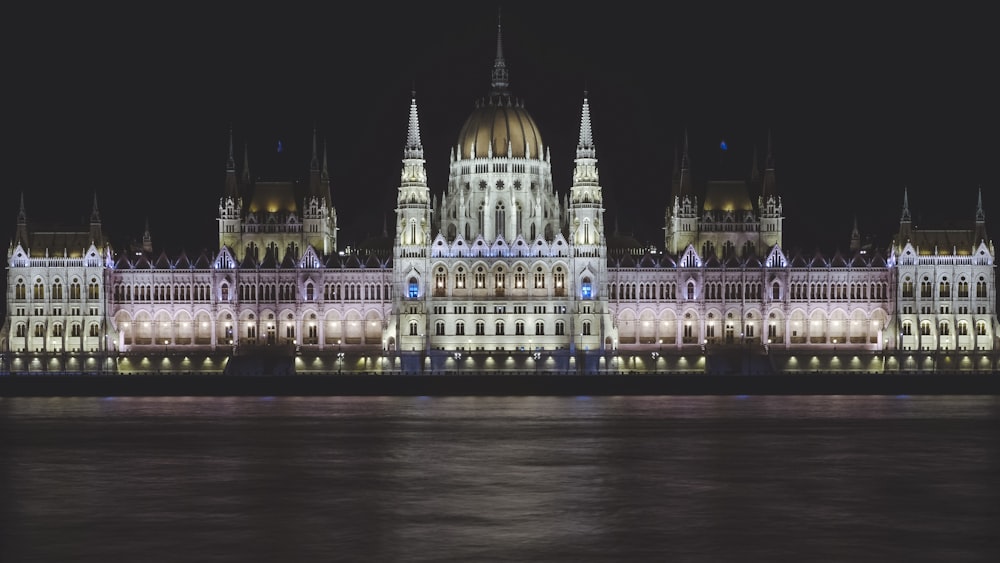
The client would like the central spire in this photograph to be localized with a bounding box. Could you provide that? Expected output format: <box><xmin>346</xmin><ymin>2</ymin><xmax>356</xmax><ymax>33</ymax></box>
<box><xmin>490</xmin><ymin>10</ymin><xmax>509</xmax><ymax>96</ymax></box>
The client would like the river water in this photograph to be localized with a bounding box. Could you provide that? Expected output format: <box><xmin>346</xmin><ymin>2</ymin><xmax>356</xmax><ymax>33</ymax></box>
<box><xmin>2</xmin><ymin>395</ymin><xmax>998</xmax><ymax>562</ymax></box>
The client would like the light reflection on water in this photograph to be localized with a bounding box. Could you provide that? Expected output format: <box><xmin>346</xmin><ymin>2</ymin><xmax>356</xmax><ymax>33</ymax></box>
<box><xmin>2</xmin><ymin>396</ymin><xmax>998</xmax><ymax>562</ymax></box>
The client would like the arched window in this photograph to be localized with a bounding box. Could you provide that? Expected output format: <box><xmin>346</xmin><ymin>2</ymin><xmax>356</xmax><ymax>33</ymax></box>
<box><xmin>409</xmin><ymin>321</ymin><xmax>418</xmax><ymax>336</ymax></box>
<box><xmin>221</xmin><ymin>283</ymin><xmax>230</xmax><ymax>301</ymax></box>
<box><xmin>408</xmin><ymin>278</ymin><xmax>419</xmax><ymax>299</ymax></box>
<box><xmin>581</xmin><ymin>277</ymin><xmax>592</xmax><ymax>299</ymax></box>
<box><xmin>495</xmin><ymin>320</ymin><xmax>504</xmax><ymax>335</ymax></box>
<box><xmin>582</xmin><ymin>320</ymin><xmax>591</xmax><ymax>336</ymax></box>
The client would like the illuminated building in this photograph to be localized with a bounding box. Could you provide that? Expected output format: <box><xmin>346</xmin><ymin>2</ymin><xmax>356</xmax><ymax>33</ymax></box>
<box><xmin>2</xmin><ymin>24</ymin><xmax>995</xmax><ymax>375</ymax></box>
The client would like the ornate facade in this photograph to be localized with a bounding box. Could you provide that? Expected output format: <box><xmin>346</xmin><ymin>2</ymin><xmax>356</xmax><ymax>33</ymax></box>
<box><xmin>2</xmin><ymin>25</ymin><xmax>996</xmax><ymax>375</ymax></box>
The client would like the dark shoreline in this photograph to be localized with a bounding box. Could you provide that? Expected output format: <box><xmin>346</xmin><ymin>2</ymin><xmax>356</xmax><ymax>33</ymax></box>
<box><xmin>2</xmin><ymin>374</ymin><xmax>1000</xmax><ymax>397</ymax></box>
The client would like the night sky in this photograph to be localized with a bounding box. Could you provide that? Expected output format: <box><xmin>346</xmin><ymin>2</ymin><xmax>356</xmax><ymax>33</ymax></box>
<box><xmin>4</xmin><ymin>3</ymin><xmax>996</xmax><ymax>257</ymax></box>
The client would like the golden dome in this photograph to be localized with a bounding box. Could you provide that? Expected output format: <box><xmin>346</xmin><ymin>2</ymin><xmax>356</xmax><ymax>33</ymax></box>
<box><xmin>456</xmin><ymin>99</ymin><xmax>543</xmax><ymax>159</ymax></box>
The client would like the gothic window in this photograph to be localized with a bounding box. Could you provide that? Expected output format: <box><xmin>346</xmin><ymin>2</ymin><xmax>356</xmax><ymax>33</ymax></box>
<box><xmin>534</xmin><ymin>267</ymin><xmax>545</xmax><ymax>289</ymax></box>
<box><xmin>15</xmin><ymin>280</ymin><xmax>25</xmax><ymax>300</ymax></box>
<box><xmin>687</xmin><ymin>281</ymin><xmax>695</xmax><ymax>300</ymax></box>
<box><xmin>286</xmin><ymin>325</ymin><xmax>295</xmax><ymax>339</ymax></box>
<box><xmin>772</xmin><ymin>282</ymin><xmax>780</xmax><ymax>300</ymax></box>
<box><xmin>71</xmin><ymin>324</ymin><xmax>81</xmax><ymax>337</ymax></box>
<box><xmin>495</xmin><ymin>320</ymin><xmax>505</xmax><ymax>335</ymax></box>
<box><xmin>475</xmin><ymin>267</ymin><xmax>486</xmax><ymax>288</ymax></box>
<box><xmin>939</xmin><ymin>321</ymin><xmax>950</xmax><ymax>336</ymax></box>
<box><xmin>555</xmin><ymin>321</ymin><xmax>565</xmax><ymax>336</ymax></box>
<box><xmin>475</xmin><ymin>321</ymin><xmax>485</xmax><ymax>335</ymax></box>
<box><xmin>958</xmin><ymin>321</ymin><xmax>968</xmax><ymax>336</ymax></box>
<box><xmin>15</xmin><ymin>324</ymin><xmax>26</xmax><ymax>337</ymax></box>
<box><xmin>514</xmin><ymin>267</ymin><xmax>526</xmax><ymax>288</ymax></box>
<box><xmin>221</xmin><ymin>283</ymin><xmax>230</xmax><ymax>301</ymax></box>
<box><xmin>455</xmin><ymin>267</ymin><xmax>466</xmax><ymax>289</ymax></box>
<box><xmin>456</xmin><ymin>321</ymin><xmax>465</xmax><ymax>336</ymax></box>
<box><xmin>535</xmin><ymin>321</ymin><xmax>544</xmax><ymax>335</ymax></box>
<box><xmin>52</xmin><ymin>281</ymin><xmax>63</xmax><ymax>300</ymax></box>
<box><xmin>436</xmin><ymin>320</ymin><xmax>445</xmax><ymax>336</ymax></box>
<box><xmin>919</xmin><ymin>321</ymin><xmax>931</xmax><ymax>336</ymax></box>
<box><xmin>247</xmin><ymin>325</ymin><xmax>257</xmax><ymax>339</ymax></box>
<box><xmin>582</xmin><ymin>320</ymin><xmax>591</xmax><ymax>336</ymax></box>
<box><xmin>977</xmin><ymin>321</ymin><xmax>987</xmax><ymax>336</ymax></box>
<box><xmin>495</xmin><ymin>270</ymin><xmax>505</xmax><ymax>290</ymax></box>
<box><xmin>920</xmin><ymin>278</ymin><xmax>932</xmax><ymax>298</ymax></box>
<box><xmin>495</xmin><ymin>202</ymin><xmax>505</xmax><ymax>237</ymax></box>
<box><xmin>902</xmin><ymin>321</ymin><xmax>912</xmax><ymax>336</ymax></box>
<box><xmin>33</xmin><ymin>280</ymin><xmax>44</xmax><ymax>300</ymax></box>
<box><xmin>939</xmin><ymin>278</ymin><xmax>950</xmax><ymax>298</ymax></box>
<box><xmin>305</xmin><ymin>282</ymin><xmax>314</xmax><ymax>301</ymax></box>
<box><xmin>977</xmin><ymin>278</ymin><xmax>987</xmax><ymax>298</ymax></box>
<box><xmin>89</xmin><ymin>323</ymin><xmax>100</xmax><ymax>337</ymax></box>
<box><xmin>88</xmin><ymin>279</ymin><xmax>100</xmax><ymax>300</ymax></box>
<box><xmin>902</xmin><ymin>278</ymin><xmax>914</xmax><ymax>298</ymax></box>
<box><xmin>34</xmin><ymin>324</ymin><xmax>44</xmax><ymax>337</ymax></box>
<box><xmin>435</xmin><ymin>268</ymin><xmax>446</xmax><ymax>291</ymax></box>
<box><xmin>516</xmin><ymin>321</ymin><xmax>525</xmax><ymax>336</ymax></box>
<box><xmin>958</xmin><ymin>279</ymin><xmax>969</xmax><ymax>298</ymax></box>
<box><xmin>478</xmin><ymin>203</ymin><xmax>484</xmax><ymax>235</ymax></box>
<box><xmin>581</xmin><ymin>277</ymin><xmax>592</xmax><ymax>299</ymax></box>
<box><xmin>408</xmin><ymin>278</ymin><xmax>419</xmax><ymax>299</ymax></box>
<box><xmin>53</xmin><ymin>323</ymin><xmax>63</xmax><ymax>337</ymax></box>
<box><xmin>409</xmin><ymin>321</ymin><xmax>418</xmax><ymax>336</ymax></box>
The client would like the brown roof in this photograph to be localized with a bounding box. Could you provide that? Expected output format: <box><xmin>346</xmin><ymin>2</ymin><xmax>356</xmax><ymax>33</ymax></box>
<box><xmin>908</xmin><ymin>228</ymin><xmax>977</xmax><ymax>255</ymax></box>
<box><xmin>247</xmin><ymin>181</ymin><xmax>298</xmax><ymax>214</ymax></box>
<box><xmin>702</xmin><ymin>180</ymin><xmax>753</xmax><ymax>211</ymax></box>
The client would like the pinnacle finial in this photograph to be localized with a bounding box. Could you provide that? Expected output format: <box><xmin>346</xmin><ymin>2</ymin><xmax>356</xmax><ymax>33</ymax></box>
<box><xmin>576</xmin><ymin>93</ymin><xmax>596</xmax><ymax>159</ymax></box>
<box><xmin>404</xmin><ymin>91</ymin><xmax>424</xmax><ymax>159</ymax></box>
<box><xmin>901</xmin><ymin>186</ymin><xmax>911</xmax><ymax>222</ymax></box>
<box><xmin>976</xmin><ymin>185</ymin><xmax>985</xmax><ymax>221</ymax></box>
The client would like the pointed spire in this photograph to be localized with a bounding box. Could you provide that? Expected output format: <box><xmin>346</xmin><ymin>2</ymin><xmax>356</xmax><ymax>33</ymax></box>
<box><xmin>226</xmin><ymin>124</ymin><xmax>236</xmax><ymax>171</ymax></box>
<box><xmin>241</xmin><ymin>142</ymin><xmax>251</xmax><ymax>184</ymax></box>
<box><xmin>976</xmin><ymin>185</ymin><xmax>985</xmax><ymax>222</ymax></box>
<box><xmin>310</xmin><ymin>124</ymin><xmax>320</xmax><ymax>171</ymax></box>
<box><xmin>90</xmin><ymin>192</ymin><xmax>101</xmax><ymax>223</ymax></box>
<box><xmin>678</xmin><ymin>130</ymin><xmax>693</xmax><ymax>198</ymax></box>
<box><xmin>761</xmin><ymin>130</ymin><xmax>776</xmax><ymax>199</ymax></box>
<box><xmin>901</xmin><ymin>186</ymin><xmax>911</xmax><ymax>222</ymax></box>
<box><xmin>576</xmin><ymin>92</ymin><xmax>596</xmax><ymax>159</ymax></box>
<box><xmin>321</xmin><ymin>140</ymin><xmax>330</xmax><ymax>180</ymax></box>
<box><xmin>490</xmin><ymin>9</ymin><xmax>509</xmax><ymax>96</ymax></box>
<box><xmin>404</xmin><ymin>90</ymin><xmax>424</xmax><ymax>159</ymax></box>
<box><xmin>225</xmin><ymin>127</ymin><xmax>240</xmax><ymax>197</ymax></box>
<box><xmin>17</xmin><ymin>192</ymin><xmax>27</xmax><ymax>223</ymax></box>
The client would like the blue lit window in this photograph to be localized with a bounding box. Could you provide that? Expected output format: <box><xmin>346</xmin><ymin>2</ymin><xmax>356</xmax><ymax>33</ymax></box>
<box><xmin>582</xmin><ymin>281</ymin><xmax>592</xmax><ymax>299</ymax></box>
<box><xmin>408</xmin><ymin>280</ymin><xmax>418</xmax><ymax>299</ymax></box>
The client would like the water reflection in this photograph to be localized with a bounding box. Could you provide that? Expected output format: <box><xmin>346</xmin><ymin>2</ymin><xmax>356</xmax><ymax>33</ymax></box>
<box><xmin>2</xmin><ymin>396</ymin><xmax>998</xmax><ymax>561</ymax></box>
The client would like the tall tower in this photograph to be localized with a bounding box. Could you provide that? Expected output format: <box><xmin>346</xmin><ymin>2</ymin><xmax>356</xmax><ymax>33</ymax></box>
<box><xmin>757</xmin><ymin>131</ymin><xmax>783</xmax><ymax>250</ymax></box>
<box><xmin>393</xmin><ymin>92</ymin><xmax>432</xmax><ymax>353</ymax></box>
<box><xmin>664</xmin><ymin>132</ymin><xmax>697</xmax><ymax>253</ymax></box>
<box><xmin>568</xmin><ymin>93</ymin><xmax>611</xmax><ymax>353</ymax></box>
<box><xmin>218</xmin><ymin>126</ymin><xmax>243</xmax><ymax>252</ymax></box>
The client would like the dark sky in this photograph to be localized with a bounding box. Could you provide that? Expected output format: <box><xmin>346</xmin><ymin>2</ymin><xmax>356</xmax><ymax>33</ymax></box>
<box><xmin>4</xmin><ymin>3</ymin><xmax>996</xmax><ymax>256</ymax></box>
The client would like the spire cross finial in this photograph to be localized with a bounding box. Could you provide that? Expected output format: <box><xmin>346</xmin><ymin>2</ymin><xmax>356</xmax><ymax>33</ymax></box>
<box><xmin>490</xmin><ymin>11</ymin><xmax>509</xmax><ymax>96</ymax></box>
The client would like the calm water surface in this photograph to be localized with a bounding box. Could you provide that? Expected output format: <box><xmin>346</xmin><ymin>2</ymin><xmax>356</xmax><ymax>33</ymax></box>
<box><xmin>2</xmin><ymin>395</ymin><xmax>998</xmax><ymax>562</ymax></box>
